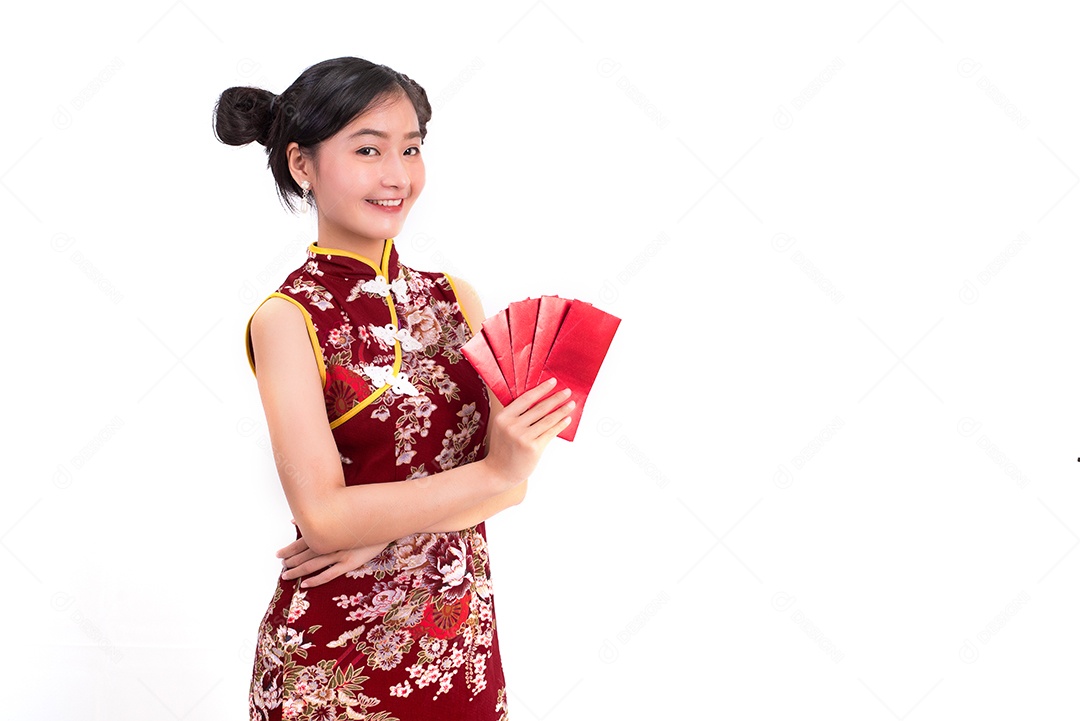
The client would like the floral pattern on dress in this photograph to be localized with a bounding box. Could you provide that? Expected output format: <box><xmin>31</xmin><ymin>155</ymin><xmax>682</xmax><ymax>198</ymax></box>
<box><xmin>249</xmin><ymin>530</ymin><xmax>502</xmax><ymax>720</ymax></box>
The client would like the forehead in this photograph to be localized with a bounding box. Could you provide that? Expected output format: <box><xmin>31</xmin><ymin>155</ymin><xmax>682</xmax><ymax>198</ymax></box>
<box><xmin>337</xmin><ymin>93</ymin><xmax>420</xmax><ymax>141</ymax></box>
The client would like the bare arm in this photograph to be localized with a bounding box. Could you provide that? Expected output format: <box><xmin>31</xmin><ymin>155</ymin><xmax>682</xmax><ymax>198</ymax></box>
<box><xmin>249</xmin><ymin>292</ymin><xmax>571</xmax><ymax>556</ymax></box>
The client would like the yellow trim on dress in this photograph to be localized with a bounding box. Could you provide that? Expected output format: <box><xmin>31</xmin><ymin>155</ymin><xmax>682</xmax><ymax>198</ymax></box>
<box><xmin>442</xmin><ymin>273</ymin><xmax>476</xmax><ymax>337</ymax></box>
<box><xmin>306</xmin><ymin>238</ymin><xmax>394</xmax><ymax>274</ymax></box>
<box><xmin>245</xmin><ymin>292</ymin><xmax>327</xmax><ymax>387</ymax></box>
<box><xmin>328</xmin><ymin>384</ymin><xmax>389</xmax><ymax>429</ymax></box>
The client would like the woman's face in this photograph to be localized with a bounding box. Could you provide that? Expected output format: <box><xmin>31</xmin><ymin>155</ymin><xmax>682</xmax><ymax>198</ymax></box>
<box><xmin>306</xmin><ymin>92</ymin><xmax>426</xmax><ymax>253</ymax></box>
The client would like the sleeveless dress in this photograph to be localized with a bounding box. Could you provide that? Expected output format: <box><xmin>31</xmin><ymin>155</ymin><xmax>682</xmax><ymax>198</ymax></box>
<box><xmin>243</xmin><ymin>238</ymin><xmax>509</xmax><ymax>720</ymax></box>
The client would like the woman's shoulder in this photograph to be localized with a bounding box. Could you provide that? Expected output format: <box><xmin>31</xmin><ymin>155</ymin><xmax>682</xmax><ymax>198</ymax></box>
<box><xmin>251</xmin><ymin>293</ymin><xmax>307</xmax><ymax>322</ymax></box>
<box><xmin>444</xmin><ymin>273</ymin><xmax>479</xmax><ymax>301</ymax></box>
<box><xmin>442</xmin><ymin>274</ymin><xmax>485</xmax><ymax>330</ymax></box>
<box><xmin>245</xmin><ymin>292</ymin><xmax>324</xmax><ymax>380</ymax></box>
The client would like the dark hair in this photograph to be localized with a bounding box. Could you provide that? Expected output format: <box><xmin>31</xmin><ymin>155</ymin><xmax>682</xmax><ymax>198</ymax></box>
<box><xmin>212</xmin><ymin>57</ymin><xmax>432</xmax><ymax>214</ymax></box>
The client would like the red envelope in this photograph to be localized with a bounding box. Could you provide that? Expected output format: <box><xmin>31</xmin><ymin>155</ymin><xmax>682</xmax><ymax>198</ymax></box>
<box><xmin>462</xmin><ymin>296</ymin><xmax>620</xmax><ymax>442</ymax></box>
<box><xmin>525</xmin><ymin>296</ymin><xmax>572</xmax><ymax>391</ymax></box>
<box><xmin>508</xmin><ymin>298</ymin><xmax>539</xmax><ymax>395</ymax></box>
<box><xmin>481</xmin><ymin>309</ymin><xmax>515</xmax><ymax>396</ymax></box>
<box><xmin>461</xmin><ymin>330</ymin><xmax>514</xmax><ymax>406</ymax></box>
<box><xmin>535</xmin><ymin>301</ymin><xmax>621</xmax><ymax>441</ymax></box>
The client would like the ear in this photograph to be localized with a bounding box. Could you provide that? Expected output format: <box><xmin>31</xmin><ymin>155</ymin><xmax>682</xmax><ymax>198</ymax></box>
<box><xmin>286</xmin><ymin>141</ymin><xmax>314</xmax><ymax>187</ymax></box>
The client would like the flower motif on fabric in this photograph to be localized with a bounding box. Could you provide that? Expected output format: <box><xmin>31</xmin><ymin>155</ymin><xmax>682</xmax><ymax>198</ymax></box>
<box><xmin>496</xmin><ymin>687</ymin><xmax>509</xmax><ymax>718</ymax></box>
<box><xmin>396</xmin><ymin>358</ymin><xmax>459</xmax><ymax>403</ymax></box>
<box><xmin>286</xmin><ymin>278</ymin><xmax>334</xmax><ymax>311</ymax></box>
<box><xmin>389</xmin><ymin>681</ymin><xmax>413</xmax><ymax>698</ymax></box>
<box><xmin>395</xmin><ymin>394</ymin><xmax>437</xmax><ymax>466</ymax></box>
<box><xmin>287</xmin><ymin>590</ymin><xmax>310</xmax><ymax>623</ymax></box>
<box><xmin>327</xmin><ymin>322</ymin><xmax>354</xmax><ymax>350</ymax></box>
<box><xmin>435</xmin><ymin>402</ymin><xmax>484</xmax><ymax>471</ymax></box>
<box><xmin>422</xmin><ymin>535</ymin><xmax>474</xmax><ymax>602</ymax></box>
<box><xmin>405</xmin><ymin>306</ymin><xmax>441</xmax><ymax>352</ymax></box>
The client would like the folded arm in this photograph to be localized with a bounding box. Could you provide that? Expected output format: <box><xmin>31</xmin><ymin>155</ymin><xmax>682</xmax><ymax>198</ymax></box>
<box><xmin>248</xmin><ymin>284</ymin><xmax>569</xmax><ymax>557</ymax></box>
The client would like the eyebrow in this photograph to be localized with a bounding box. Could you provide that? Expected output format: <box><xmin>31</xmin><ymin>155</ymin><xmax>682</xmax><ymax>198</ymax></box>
<box><xmin>347</xmin><ymin>128</ymin><xmax>422</xmax><ymax>141</ymax></box>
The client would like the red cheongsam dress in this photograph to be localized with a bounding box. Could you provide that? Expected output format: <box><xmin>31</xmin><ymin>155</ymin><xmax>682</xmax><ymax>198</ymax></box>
<box><xmin>244</xmin><ymin>238</ymin><xmax>509</xmax><ymax>720</ymax></box>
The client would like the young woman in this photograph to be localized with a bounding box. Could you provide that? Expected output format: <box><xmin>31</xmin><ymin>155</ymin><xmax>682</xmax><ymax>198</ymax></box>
<box><xmin>214</xmin><ymin>57</ymin><xmax>573</xmax><ymax>721</ymax></box>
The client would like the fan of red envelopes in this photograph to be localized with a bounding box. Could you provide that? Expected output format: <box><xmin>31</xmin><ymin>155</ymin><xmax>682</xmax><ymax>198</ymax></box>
<box><xmin>461</xmin><ymin>296</ymin><xmax>621</xmax><ymax>441</ymax></box>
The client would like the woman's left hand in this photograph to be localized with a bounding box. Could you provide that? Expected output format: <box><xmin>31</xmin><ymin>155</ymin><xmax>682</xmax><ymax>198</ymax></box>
<box><xmin>277</xmin><ymin>534</ymin><xmax>389</xmax><ymax>588</ymax></box>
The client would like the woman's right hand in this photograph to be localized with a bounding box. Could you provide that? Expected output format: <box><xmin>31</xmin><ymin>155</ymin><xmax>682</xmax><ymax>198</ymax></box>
<box><xmin>278</xmin><ymin>534</ymin><xmax>390</xmax><ymax>588</ymax></box>
<box><xmin>483</xmin><ymin>377</ymin><xmax>575</xmax><ymax>488</ymax></box>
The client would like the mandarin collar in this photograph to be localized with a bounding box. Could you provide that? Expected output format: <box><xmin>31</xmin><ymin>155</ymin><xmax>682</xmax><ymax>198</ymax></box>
<box><xmin>307</xmin><ymin>238</ymin><xmax>399</xmax><ymax>280</ymax></box>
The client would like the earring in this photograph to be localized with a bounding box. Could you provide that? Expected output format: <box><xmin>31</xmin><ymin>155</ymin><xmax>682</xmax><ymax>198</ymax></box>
<box><xmin>300</xmin><ymin>180</ymin><xmax>312</xmax><ymax>214</ymax></box>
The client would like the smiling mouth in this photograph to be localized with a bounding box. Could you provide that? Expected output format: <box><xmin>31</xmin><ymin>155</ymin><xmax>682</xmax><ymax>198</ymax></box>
<box><xmin>366</xmin><ymin>198</ymin><xmax>403</xmax><ymax>207</ymax></box>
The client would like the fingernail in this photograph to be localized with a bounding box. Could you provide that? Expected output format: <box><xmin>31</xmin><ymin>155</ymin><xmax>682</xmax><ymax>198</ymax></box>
<box><xmin>546</xmin><ymin>377</ymin><xmax>557</xmax><ymax>385</ymax></box>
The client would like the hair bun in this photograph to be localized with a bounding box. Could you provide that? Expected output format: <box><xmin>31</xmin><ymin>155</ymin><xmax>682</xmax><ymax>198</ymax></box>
<box><xmin>212</xmin><ymin>86</ymin><xmax>276</xmax><ymax>148</ymax></box>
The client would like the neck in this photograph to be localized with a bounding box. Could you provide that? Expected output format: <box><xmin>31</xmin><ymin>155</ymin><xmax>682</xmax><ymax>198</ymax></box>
<box><xmin>315</xmin><ymin>220</ymin><xmax>387</xmax><ymax>262</ymax></box>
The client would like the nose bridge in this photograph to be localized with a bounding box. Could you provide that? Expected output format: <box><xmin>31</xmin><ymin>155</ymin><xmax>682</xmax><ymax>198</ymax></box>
<box><xmin>381</xmin><ymin>148</ymin><xmax>409</xmax><ymax>186</ymax></box>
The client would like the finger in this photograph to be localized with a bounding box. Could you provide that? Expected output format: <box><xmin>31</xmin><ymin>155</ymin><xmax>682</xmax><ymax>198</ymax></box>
<box><xmin>282</xmin><ymin>548</ymin><xmax>319</xmax><ymax>570</ymax></box>
<box><xmin>528</xmin><ymin>400</ymin><xmax>576</xmax><ymax>440</ymax></box>
<box><xmin>512</xmin><ymin>388</ymin><xmax>572</xmax><ymax>432</ymax></box>
<box><xmin>299</xmin><ymin>563</ymin><xmax>345</xmax><ymax>588</ymax></box>
<box><xmin>282</xmin><ymin>555</ymin><xmax>337</xmax><ymax>581</ymax></box>
<box><xmin>504</xmin><ymin>377</ymin><xmax>559</xmax><ymax>414</ymax></box>
<box><xmin>276</xmin><ymin>537</ymin><xmax>309</xmax><ymax>558</ymax></box>
<box><xmin>518</xmin><ymin>387</ymin><xmax>573</xmax><ymax>427</ymax></box>
<box><xmin>535</xmin><ymin>411</ymin><xmax>575</xmax><ymax>444</ymax></box>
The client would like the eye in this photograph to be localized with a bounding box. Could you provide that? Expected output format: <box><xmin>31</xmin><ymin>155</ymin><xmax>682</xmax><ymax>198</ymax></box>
<box><xmin>356</xmin><ymin>146</ymin><xmax>378</xmax><ymax>156</ymax></box>
<box><xmin>404</xmin><ymin>147</ymin><xmax>421</xmax><ymax>156</ymax></box>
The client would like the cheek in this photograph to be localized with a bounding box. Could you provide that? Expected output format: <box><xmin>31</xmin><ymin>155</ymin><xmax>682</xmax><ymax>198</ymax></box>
<box><xmin>320</xmin><ymin>168</ymin><xmax>355</xmax><ymax>199</ymax></box>
<box><xmin>411</xmin><ymin>165</ymin><xmax>426</xmax><ymax>195</ymax></box>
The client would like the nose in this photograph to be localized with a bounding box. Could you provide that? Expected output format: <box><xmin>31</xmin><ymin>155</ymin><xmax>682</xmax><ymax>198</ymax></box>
<box><xmin>381</xmin><ymin>153</ymin><xmax>410</xmax><ymax>192</ymax></box>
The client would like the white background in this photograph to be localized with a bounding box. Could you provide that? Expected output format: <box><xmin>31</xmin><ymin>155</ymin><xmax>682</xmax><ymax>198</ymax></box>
<box><xmin>3</xmin><ymin>1</ymin><xmax>1079</xmax><ymax>718</ymax></box>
